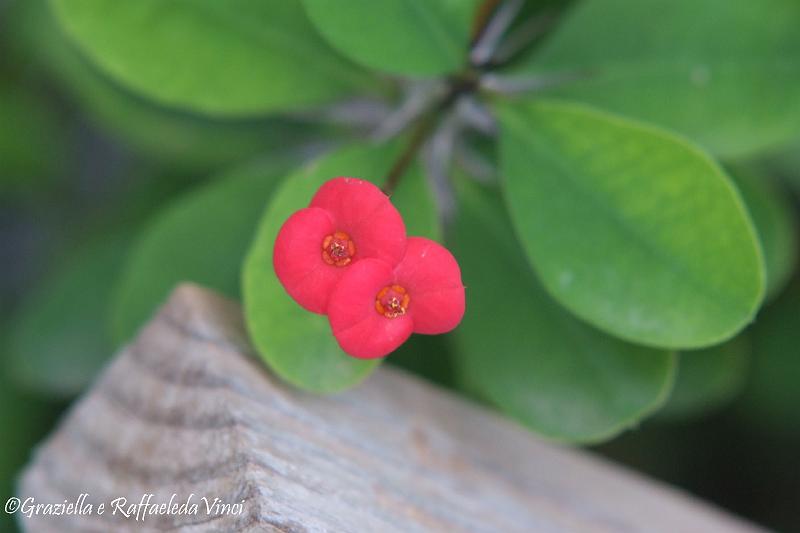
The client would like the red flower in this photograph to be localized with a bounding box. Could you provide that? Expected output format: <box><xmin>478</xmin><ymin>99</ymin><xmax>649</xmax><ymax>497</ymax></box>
<box><xmin>327</xmin><ymin>237</ymin><xmax>465</xmax><ymax>359</ymax></box>
<box><xmin>273</xmin><ymin>177</ymin><xmax>406</xmax><ymax>313</ymax></box>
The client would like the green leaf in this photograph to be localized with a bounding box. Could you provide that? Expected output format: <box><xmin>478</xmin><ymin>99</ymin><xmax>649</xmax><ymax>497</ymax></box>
<box><xmin>659</xmin><ymin>336</ymin><xmax>749</xmax><ymax>421</ymax></box>
<box><xmin>302</xmin><ymin>0</ymin><xmax>477</xmax><ymax>76</ymax></box>
<box><xmin>7</xmin><ymin>235</ymin><xmax>130</xmax><ymax>397</ymax></box>
<box><xmin>499</xmin><ymin>100</ymin><xmax>764</xmax><ymax>349</ymax></box>
<box><xmin>730</xmin><ymin>168</ymin><xmax>798</xmax><ymax>300</ymax></box>
<box><xmin>12</xmin><ymin>0</ymin><xmax>318</xmax><ymax>170</ymax></box>
<box><xmin>112</xmin><ymin>159</ymin><xmax>291</xmax><ymax>344</ymax></box>
<box><xmin>738</xmin><ymin>279</ymin><xmax>800</xmax><ymax>434</ymax></box>
<box><xmin>51</xmin><ymin>0</ymin><xmax>379</xmax><ymax>115</ymax></box>
<box><xmin>243</xmin><ymin>143</ymin><xmax>439</xmax><ymax>393</ymax></box>
<box><xmin>451</xmin><ymin>181</ymin><xmax>675</xmax><ymax>443</ymax></box>
<box><xmin>510</xmin><ymin>0</ymin><xmax>800</xmax><ymax>157</ymax></box>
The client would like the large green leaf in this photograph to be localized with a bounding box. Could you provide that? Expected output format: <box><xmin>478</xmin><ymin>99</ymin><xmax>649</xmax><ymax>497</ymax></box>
<box><xmin>730</xmin><ymin>168</ymin><xmax>798</xmax><ymax>300</ymax></box>
<box><xmin>499</xmin><ymin>100</ymin><xmax>764</xmax><ymax>349</ymax></box>
<box><xmin>452</xmin><ymin>182</ymin><xmax>675</xmax><ymax>443</ymax></box>
<box><xmin>510</xmin><ymin>0</ymin><xmax>800</xmax><ymax>157</ymax></box>
<box><xmin>659</xmin><ymin>336</ymin><xmax>749</xmax><ymax>421</ymax></box>
<box><xmin>302</xmin><ymin>0</ymin><xmax>477</xmax><ymax>76</ymax></box>
<box><xmin>51</xmin><ymin>0</ymin><xmax>379</xmax><ymax>115</ymax></box>
<box><xmin>112</xmin><ymin>159</ymin><xmax>291</xmax><ymax>344</ymax></box>
<box><xmin>7</xmin><ymin>235</ymin><xmax>130</xmax><ymax>397</ymax></box>
<box><xmin>243</xmin><ymin>143</ymin><xmax>439</xmax><ymax>393</ymax></box>
<box><xmin>10</xmin><ymin>0</ymin><xmax>318</xmax><ymax>170</ymax></box>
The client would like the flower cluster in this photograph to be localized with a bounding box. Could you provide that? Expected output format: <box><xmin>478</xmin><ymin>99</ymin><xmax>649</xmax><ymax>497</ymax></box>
<box><xmin>273</xmin><ymin>177</ymin><xmax>465</xmax><ymax>359</ymax></box>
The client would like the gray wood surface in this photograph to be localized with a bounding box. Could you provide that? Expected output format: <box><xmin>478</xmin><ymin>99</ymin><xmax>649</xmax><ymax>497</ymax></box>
<box><xmin>17</xmin><ymin>284</ymin><xmax>765</xmax><ymax>532</ymax></box>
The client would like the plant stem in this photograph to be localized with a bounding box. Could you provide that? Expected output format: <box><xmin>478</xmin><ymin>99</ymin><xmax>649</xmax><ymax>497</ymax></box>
<box><xmin>382</xmin><ymin>112</ymin><xmax>437</xmax><ymax>195</ymax></box>
<box><xmin>382</xmin><ymin>74</ymin><xmax>478</xmax><ymax>195</ymax></box>
<box><xmin>382</xmin><ymin>1</ymin><xmax>510</xmax><ymax>195</ymax></box>
<box><xmin>471</xmin><ymin>0</ymin><xmax>503</xmax><ymax>42</ymax></box>
<box><xmin>470</xmin><ymin>0</ymin><xmax>524</xmax><ymax>66</ymax></box>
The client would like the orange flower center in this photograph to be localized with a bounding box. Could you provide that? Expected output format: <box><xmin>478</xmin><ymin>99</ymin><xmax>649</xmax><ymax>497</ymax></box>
<box><xmin>322</xmin><ymin>231</ymin><xmax>356</xmax><ymax>267</ymax></box>
<box><xmin>375</xmin><ymin>284</ymin><xmax>410</xmax><ymax>319</ymax></box>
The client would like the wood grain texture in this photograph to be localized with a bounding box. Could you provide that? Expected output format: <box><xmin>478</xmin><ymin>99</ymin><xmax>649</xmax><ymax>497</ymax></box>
<box><xmin>17</xmin><ymin>284</ymin><xmax>765</xmax><ymax>532</ymax></box>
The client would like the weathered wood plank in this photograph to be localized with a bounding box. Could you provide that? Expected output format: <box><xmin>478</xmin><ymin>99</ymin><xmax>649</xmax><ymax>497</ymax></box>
<box><xmin>17</xmin><ymin>284</ymin><xmax>764</xmax><ymax>532</ymax></box>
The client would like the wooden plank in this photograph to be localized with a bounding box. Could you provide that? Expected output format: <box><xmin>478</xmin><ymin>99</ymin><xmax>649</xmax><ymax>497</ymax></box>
<box><xmin>17</xmin><ymin>284</ymin><xmax>765</xmax><ymax>532</ymax></box>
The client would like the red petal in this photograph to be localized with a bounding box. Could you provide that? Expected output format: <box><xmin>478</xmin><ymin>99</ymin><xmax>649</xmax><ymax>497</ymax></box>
<box><xmin>328</xmin><ymin>259</ymin><xmax>413</xmax><ymax>359</ymax></box>
<box><xmin>273</xmin><ymin>207</ymin><xmax>345</xmax><ymax>314</ymax></box>
<box><xmin>395</xmin><ymin>237</ymin><xmax>465</xmax><ymax>335</ymax></box>
<box><xmin>310</xmin><ymin>177</ymin><xmax>406</xmax><ymax>266</ymax></box>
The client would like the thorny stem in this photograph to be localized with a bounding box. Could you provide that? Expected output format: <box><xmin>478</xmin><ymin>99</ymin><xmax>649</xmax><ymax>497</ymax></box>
<box><xmin>382</xmin><ymin>0</ymin><xmax>509</xmax><ymax>195</ymax></box>
<box><xmin>480</xmin><ymin>70</ymin><xmax>591</xmax><ymax>94</ymax></box>
<box><xmin>371</xmin><ymin>80</ymin><xmax>446</xmax><ymax>142</ymax></box>
<box><xmin>423</xmin><ymin>108</ymin><xmax>461</xmax><ymax>223</ymax></box>
<box><xmin>382</xmin><ymin>0</ymin><xmax>567</xmax><ymax>195</ymax></box>
<box><xmin>470</xmin><ymin>0</ymin><xmax>524</xmax><ymax>66</ymax></box>
<box><xmin>471</xmin><ymin>0</ymin><xmax>503</xmax><ymax>43</ymax></box>
<box><xmin>382</xmin><ymin>74</ymin><xmax>478</xmax><ymax>195</ymax></box>
<box><xmin>381</xmin><ymin>112</ymin><xmax>437</xmax><ymax>196</ymax></box>
<box><xmin>490</xmin><ymin>10</ymin><xmax>556</xmax><ymax>67</ymax></box>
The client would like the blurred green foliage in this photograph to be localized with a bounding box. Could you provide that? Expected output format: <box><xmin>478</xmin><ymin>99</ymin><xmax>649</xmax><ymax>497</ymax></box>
<box><xmin>739</xmin><ymin>279</ymin><xmax>800</xmax><ymax>435</ymax></box>
<box><xmin>8</xmin><ymin>234</ymin><xmax>130</xmax><ymax>396</ymax></box>
<box><xmin>9</xmin><ymin>0</ymin><xmax>320</xmax><ymax>171</ymax></box>
<box><xmin>0</xmin><ymin>86</ymin><xmax>64</xmax><ymax>196</ymax></box>
<box><xmin>730</xmin><ymin>168</ymin><xmax>798</xmax><ymax>300</ymax></box>
<box><xmin>0</xmin><ymin>370</ymin><xmax>62</xmax><ymax>533</ymax></box>
<box><xmin>2</xmin><ymin>0</ymin><xmax>799</xmax><ymax>530</ymax></box>
<box><xmin>660</xmin><ymin>336</ymin><xmax>749</xmax><ymax>421</ymax></box>
<box><xmin>111</xmin><ymin>158</ymin><xmax>294</xmax><ymax>345</ymax></box>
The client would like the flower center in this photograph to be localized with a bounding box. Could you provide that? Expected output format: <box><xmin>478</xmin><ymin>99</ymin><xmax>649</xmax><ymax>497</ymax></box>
<box><xmin>322</xmin><ymin>231</ymin><xmax>356</xmax><ymax>267</ymax></box>
<box><xmin>375</xmin><ymin>284</ymin><xmax>410</xmax><ymax>319</ymax></box>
